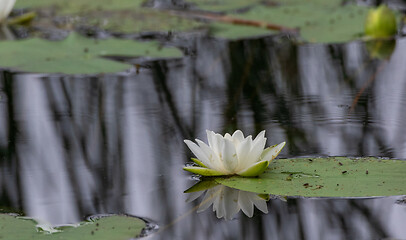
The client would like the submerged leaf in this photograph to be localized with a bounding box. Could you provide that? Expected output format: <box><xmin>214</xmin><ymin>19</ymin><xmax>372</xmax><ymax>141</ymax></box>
<box><xmin>0</xmin><ymin>32</ymin><xmax>182</xmax><ymax>74</ymax></box>
<box><xmin>216</xmin><ymin>157</ymin><xmax>406</xmax><ymax>197</ymax></box>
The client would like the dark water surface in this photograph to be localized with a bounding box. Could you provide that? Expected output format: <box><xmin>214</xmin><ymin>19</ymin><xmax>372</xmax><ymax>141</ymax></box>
<box><xmin>1</xmin><ymin>35</ymin><xmax>406</xmax><ymax>239</ymax></box>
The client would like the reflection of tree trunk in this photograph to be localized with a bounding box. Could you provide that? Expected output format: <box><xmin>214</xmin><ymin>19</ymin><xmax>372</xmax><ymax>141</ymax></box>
<box><xmin>3</xmin><ymin>71</ymin><xmax>23</xmax><ymax>210</ymax></box>
<box><xmin>151</xmin><ymin>61</ymin><xmax>192</xmax><ymax>139</ymax></box>
<box><xmin>42</xmin><ymin>78</ymin><xmax>84</xmax><ymax>215</ymax></box>
<box><xmin>350</xmin><ymin>200</ymin><xmax>388</xmax><ymax>238</ymax></box>
<box><xmin>224</xmin><ymin>40</ymin><xmax>252</xmax><ymax>132</ymax></box>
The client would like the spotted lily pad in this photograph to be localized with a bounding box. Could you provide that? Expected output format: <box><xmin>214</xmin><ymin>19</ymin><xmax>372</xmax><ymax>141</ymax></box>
<box><xmin>215</xmin><ymin>157</ymin><xmax>406</xmax><ymax>197</ymax></box>
<box><xmin>0</xmin><ymin>214</ymin><xmax>146</xmax><ymax>239</ymax></box>
<box><xmin>0</xmin><ymin>32</ymin><xmax>182</xmax><ymax>74</ymax></box>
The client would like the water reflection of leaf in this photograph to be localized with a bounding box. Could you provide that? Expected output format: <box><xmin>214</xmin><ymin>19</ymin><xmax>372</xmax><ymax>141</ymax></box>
<box><xmin>185</xmin><ymin>181</ymin><xmax>269</xmax><ymax>220</ymax></box>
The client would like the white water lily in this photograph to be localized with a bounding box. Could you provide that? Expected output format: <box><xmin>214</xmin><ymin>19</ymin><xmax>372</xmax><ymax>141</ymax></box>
<box><xmin>0</xmin><ymin>0</ymin><xmax>16</xmax><ymax>23</ymax></box>
<box><xmin>184</xmin><ymin>130</ymin><xmax>285</xmax><ymax>177</ymax></box>
<box><xmin>187</xmin><ymin>184</ymin><xmax>269</xmax><ymax>220</ymax></box>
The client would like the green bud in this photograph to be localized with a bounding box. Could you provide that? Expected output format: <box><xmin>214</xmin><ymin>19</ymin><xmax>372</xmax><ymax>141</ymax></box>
<box><xmin>365</xmin><ymin>5</ymin><xmax>397</xmax><ymax>38</ymax></box>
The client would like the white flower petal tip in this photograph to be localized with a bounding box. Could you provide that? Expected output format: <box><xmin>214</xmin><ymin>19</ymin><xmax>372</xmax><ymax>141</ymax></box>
<box><xmin>261</xmin><ymin>141</ymin><xmax>286</xmax><ymax>162</ymax></box>
<box><xmin>184</xmin><ymin>130</ymin><xmax>286</xmax><ymax>177</ymax></box>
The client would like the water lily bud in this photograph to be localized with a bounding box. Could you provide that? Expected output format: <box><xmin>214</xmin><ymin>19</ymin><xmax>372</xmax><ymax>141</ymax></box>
<box><xmin>365</xmin><ymin>5</ymin><xmax>397</xmax><ymax>38</ymax></box>
<box><xmin>0</xmin><ymin>0</ymin><xmax>16</xmax><ymax>23</ymax></box>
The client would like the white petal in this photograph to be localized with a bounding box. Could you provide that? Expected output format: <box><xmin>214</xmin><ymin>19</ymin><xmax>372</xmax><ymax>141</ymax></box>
<box><xmin>206</xmin><ymin>130</ymin><xmax>216</xmax><ymax>151</ymax></box>
<box><xmin>238</xmin><ymin>191</ymin><xmax>254</xmax><ymax>217</ymax></box>
<box><xmin>214</xmin><ymin>133</ymin><xmax>225</xmax><ymax>152</ymax></box>
<box><xmin>184</xmin><ymin>140</ymin><xmax>211</xmax><ymax>167</ymax></box>
<box><xmin>252</xmin><ymin>130</ymin><xmax>266</xmax><ymax>146</ymax></box>
<box><xmin>195</xmin><ymin>139</ymin><xmax>222</xmax><ymax>171</ymax></box>
<box><xmin>224</xmin><ymin>133</ymin><xmax>233</xmax><ymax>141</ymax></box>
<box><xmin>261</xmin><ymin>142</ymin><xmax>286</xmax><ymax>162</ymax></box>
<box><xmin>221</xmin><ymin>138</ymin><xmax>238</xmax><ymax>173</ymax></box>
<box><xmin>236</xmin><ymin>136</ymin><xmax>252</xmax><ymax>171</ymax></box>
<box><xmin>208</xmin><ymin>132</ymin><xmax>224</xmax><ymax>157</ymax></box>
<box><xmin>246</xmin><ymin>133</ymin><xmax>266</xmax><ymax>166</ymax></box>
<box><xmin>232</xmin><ymin>130</ymin><xmax>245</xmax><ymax>144</ymax></box>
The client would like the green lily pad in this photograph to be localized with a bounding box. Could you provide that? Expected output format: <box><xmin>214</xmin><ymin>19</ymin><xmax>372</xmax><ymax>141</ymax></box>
<box><xmin>15</xmin><ymin>0</ymin><xmax>204</xmax><ymax>34</ymax></box>
<box><xmin>15</xmin><ymin>0</ymin><xmax>145</xmax><ymax>13</ymax></box>
<box><xmin>215</xmin><ymin>157</ymin><xmax>406</xmax><ymax>197</ymax></box>
<box><xmin>0</xmin><ymin>32</ymin><xmax>182</xmax><ymax>74</ymax></box>
<box><xmin>210</xmin><ymin>3</ymin><xmax>371</xmax><ymax>43</ymax></box>
<box><xmin>0</xmin><ymin>214</ymin><xmax>146</xmax><ymax>239</ymax></box>
<box><xmin>186</xmin><ymin>0</ymin><xmax>344</xmax><ymax>12</ymax></box>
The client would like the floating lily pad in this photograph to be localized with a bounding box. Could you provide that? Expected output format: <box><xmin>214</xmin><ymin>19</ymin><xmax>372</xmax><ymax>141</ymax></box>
<box><xmin>215</xmin><ymin>157</ymin><xmax>406</xmax><ymax>197</ymax></box>
<box><xmin>209</xmin><ymin>3</ymin><xmax>370</xmax><ymax>43</ymax></box>
<box><xmin>15</xmin><ymin>0</ymin><xmax>145</xmax><ymax>13</ymax></box>
<box><xmin>0</xmin><ymin>32</ymin><xmax>182</xmax><ymax>74</ymax></box>
<box><xmin>0</xmin><ymin>214</ymin><xmax>146</xmax><ymax>239</ymax></box>
<box><xmin>15</xmin><ymin>0</ymin><xmax>204</xmax><ymax>34</ymax></box>
<box><xmin>186</xmin><ymin>0</ymin><xmax>343</xmax><ymax>12</ymax></box>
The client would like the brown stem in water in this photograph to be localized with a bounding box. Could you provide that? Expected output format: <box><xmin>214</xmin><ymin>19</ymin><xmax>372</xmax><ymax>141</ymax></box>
<box><xmin>348</xmin><ymin>62</ymin><xmax>386</xmax><ymax>113</ymax></box>
<box><xmin>169</xmin><ymin>10</ymin><xmax>299</xmax><ymax>34</ymax></box>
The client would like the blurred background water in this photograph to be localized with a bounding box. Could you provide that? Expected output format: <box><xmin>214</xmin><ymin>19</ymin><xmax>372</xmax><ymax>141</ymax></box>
<box><xmin>0</xmin><ymin>34</ymin><xmax>406</xmax><ymax>239</ymax></box>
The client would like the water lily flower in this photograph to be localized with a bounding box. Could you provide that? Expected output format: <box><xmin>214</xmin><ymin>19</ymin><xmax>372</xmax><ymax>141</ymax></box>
<box><xmin>0</xmin><ymin>0</ymin><xmax>16</xmax><ymax>23</ymax></box>
<box><xmin>187</xmin><ymin>184</ymin><xmax>269</xmax><ymax>220</ymax></box>
<box><xmin>184</xmin><ymin>130</ymin><xmax>285</xmax><ymax>177</ymax></box>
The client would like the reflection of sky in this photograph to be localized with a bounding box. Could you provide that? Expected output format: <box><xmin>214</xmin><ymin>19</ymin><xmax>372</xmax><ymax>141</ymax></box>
<box><xmin>0</xmin><ymin>37</ymin><xmax>406</xmax><ymax>239</ymax></box>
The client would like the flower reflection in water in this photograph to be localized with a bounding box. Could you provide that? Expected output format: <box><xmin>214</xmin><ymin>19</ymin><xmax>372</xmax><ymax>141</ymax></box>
<box><xmin>186</xmin><ymin>181</ymin><xmax>269</xmax><ymax>220</ymax></box>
